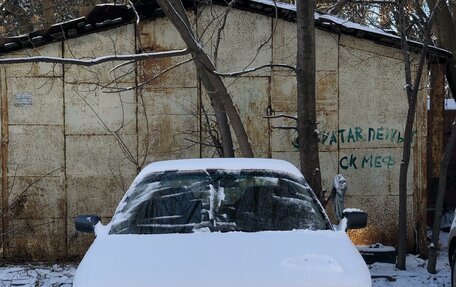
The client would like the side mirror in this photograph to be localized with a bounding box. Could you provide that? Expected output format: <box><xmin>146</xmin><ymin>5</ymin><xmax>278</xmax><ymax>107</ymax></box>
<box><xmin>343</xmin><ymin>209</ymin><xmax>368</xmax><ymax>229</ymax></box>
<box><xmin>75</xmin><ymin>215</ymin><xmax>101</xmax><ymax>233</ymax></box>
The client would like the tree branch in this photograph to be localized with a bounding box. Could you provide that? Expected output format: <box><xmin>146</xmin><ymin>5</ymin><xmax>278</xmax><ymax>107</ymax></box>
<box><xmin>271</xmin><ymin>126</ymin><xmax>298</xmax><ymax>130</ymax></box>
<box><xmin>0</xmin><ymin>49</ymin><xmax>189</xmax><ymax>66</ymax></box>
<box><xmin>264</xmin><ymin>114</ymin><xmax>298</xmax><ymax>121</ymax></box>
<box><xmin>214</xmin><ymin>64</ymin><xmax>296</xmax><ymax>77</ymax></box>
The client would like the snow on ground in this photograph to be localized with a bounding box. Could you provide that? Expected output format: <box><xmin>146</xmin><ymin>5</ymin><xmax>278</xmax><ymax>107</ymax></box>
<box><xmin>0</xmin><ymin>233</ymin><xmax>451</xmax><ymax>286</ymax></box>
<box><xmin>0</xmin><ymin>263</ymin><xmax>76</xmax><ymax>287</ymax></box>
<box><xmin>371</xmin><ymin>231</ymin><xmax>451</xmax><ymax>287</ymax></box>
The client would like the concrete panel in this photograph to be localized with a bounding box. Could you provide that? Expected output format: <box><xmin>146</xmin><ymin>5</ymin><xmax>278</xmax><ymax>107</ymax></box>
<box><xmin>272</xmin><ymin>19</ymin><xmax>338</xmax><ymax>71</ymax></box>
<box><xmin>225</xmin><ymin>76</ymin><xmax>270</xmax><ymax>157</ymax></box>
<box><xmin>319</xmin><ymin>151</ymin><xmax>340</xmax><ymax>192</ymax></box>
<box><xmin>339</xmin><ymin>41</ymin><xmax>409</xmax><ymax>149</ymax></box>
<box><xmin>142</xmin><ymin>150</ymin><xmax>201</xmax><ymax>164</ymax></box>
<box><xmin>6</xmin><ymin>218</ymin><xmax>66</xmax><ymax>260</ymax></box>
<box><xmin>270</xmin><ymin>70</ymin><xmax>296</xmax><ymax>112</ymax></box>
<box><xmin>345</xmin><ymin>195</ymin><xmax>415</xmax><ymax>248</ymax></box>
<box><xmin>65</xmin><ymin>83</ymin><xmax>136</xmax><ymax>135</ymax></box>
<box><xmin>8</xmin><ymin>125</ymin><xmax>64</xmax><ymax>177</ymax></box>
<box><xmin>337</xmin><ymin>148</ymin><xmax>413</xmax><ymax>196</ymax></box>
<box><xmin>8</xmin><ymin>77</ymin><xmax>63</xmax><ymax>125</ymax></box>
<box><xmin>340</xmin><ymin>35</ymin><xmax>403</xmax><ymax>61</ymax></box>
<box><xmin>64</xmin><ymin>24</ymin><xmax>135</xmax><ymax>84</ymax></box>
<box><xmin>138</xmin><ymin>14</ymin><xmax>196</xmax><ymax>89</ymax></box>
<box><xmin>139</xmin><ymin>88</ymin><xmax>198</xmax><ymax>116</ymax></box>
<box><xmin>270</xmin><ymin>70</ymin><xmax>338</xmax><ymax>152</ymax></box>
<box><xmin>271</xmin><ymin>70</ymin><xmax>338</xmax><ymax>113</ymax></box>
<box><xmin>270</xmin><ymin>116</ymin><xmax>298</xmax><ymax>153</ymax></box>
<box><xmin>66</xmin><ymin>135</ymin><xmax>137</xmax><ymax>177</ymax></box>
<box><xmin>316</xmin><ymin>71</ymin><xmax>338</xmax><ymax>112</ymax></box>
<box><xmin>138</xmin><ymin>87</ymin><xmax>199</xmax><ymax>158</ymax></box>
<box><xmin>198</xmin><ymin>6</ymin><xmax>272</xmax><ymax>76</ymax></box>
<box><xmin>139</xmin><ymin>56</ymin><xmax>197</xmax><ymax>89</ymax></box>
<box><xmin>67</xmin><ymin>175</ymin><xmax>131</xmax><ymax>218</ymax></box>
<box><xmin>138</xmin><ymin>114</ymin><xmax>200</xmax><ymax>161</ymax></box>
<box><xmin>8</xmin><ymin>176</ymin><xmax>64</xmax><ymax>219</ymax></box>
<box><xmin>139</xmin><ymin>14</ymin><xmax>190</xmax><ymax>51</ymax></box>
<box><xmin>4</xmin><ymin>42</ymin><xmax>63</xmax><ymax>77</ymax></box>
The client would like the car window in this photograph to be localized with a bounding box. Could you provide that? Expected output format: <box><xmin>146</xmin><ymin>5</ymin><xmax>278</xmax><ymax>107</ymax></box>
<box><xmin>109</xmin><ymin>170</ymin><xmax>331</xmax><ymax>234</ymax></box>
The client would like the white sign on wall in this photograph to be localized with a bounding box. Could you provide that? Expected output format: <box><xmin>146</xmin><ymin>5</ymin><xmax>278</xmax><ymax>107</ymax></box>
<box><xmin>15</xmin><ymin>93</ymin><xmax>33</xmax><ymax>107</ymax></box>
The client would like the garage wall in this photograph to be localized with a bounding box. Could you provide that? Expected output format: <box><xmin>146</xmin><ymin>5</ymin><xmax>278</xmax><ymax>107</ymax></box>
<box><xmin>0</xmin><ymin>6</ymin><xmax>428</xmax><ymax>260</ymax></box>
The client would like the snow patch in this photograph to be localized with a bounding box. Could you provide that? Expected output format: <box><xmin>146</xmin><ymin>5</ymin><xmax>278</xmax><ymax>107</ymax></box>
<box><xmin>343</xmin><ymin>208</ymin><xmax>364</xmax><ymax>213</ymax></box>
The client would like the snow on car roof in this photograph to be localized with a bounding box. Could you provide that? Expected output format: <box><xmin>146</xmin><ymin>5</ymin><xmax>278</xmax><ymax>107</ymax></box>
<box><xmin>135</xmin><ymin>158</ymin><xmax>303</xmax><ymax>183</ymax></box>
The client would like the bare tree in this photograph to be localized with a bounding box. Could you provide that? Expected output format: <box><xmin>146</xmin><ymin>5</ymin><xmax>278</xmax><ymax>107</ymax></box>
<box><xmin>396</xmin><ymin>0</ymin><xmax>435</xmax><ymax>270</ymax></box>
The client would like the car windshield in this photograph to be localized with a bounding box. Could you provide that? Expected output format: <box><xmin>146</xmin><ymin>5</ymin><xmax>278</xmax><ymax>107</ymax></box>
<box><xmin>109</xmin><ymin>169</ymin><xmax>331</xmax><ymax>234</ymax></box>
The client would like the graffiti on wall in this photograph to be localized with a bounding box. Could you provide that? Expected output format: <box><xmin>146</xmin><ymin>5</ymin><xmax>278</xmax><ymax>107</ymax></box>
<box><xmin>339</xmin><ymin>154</ymin><xmax>395</xmax><ymax>170</ymax></box>
<box><xmin>320</xmin><ymin>126</ymin><xmax>416</xmax><ymax>146</ymax></box>
<box><xmin>290</xmin><ymin>126</ymin><xmax>416</xmax><ymax>169</ymax></box>
<box><xmin>319</xmin><ymin>126</ymin><xmax>416</xmax><ymax>170</ymax></box>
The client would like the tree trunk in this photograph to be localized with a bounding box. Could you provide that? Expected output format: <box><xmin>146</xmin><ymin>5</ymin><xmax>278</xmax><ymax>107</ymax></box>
<box><xmin>426</xmin><ymin>0</ymin><xmax>456</xmax><ymax>98</ymax></box>
<box><xmin>155</xmin><ymin>0</ymin><xmax>252</xmax><ymax>157</ymax></box>
<box><xmin>296</xmin><ymin>0</ymin><xmax>323</xmax><ymax>200</ymax></box>
<box><xmin>427</xmin><ymin>119</ymin><xmax>456</xmax><ymax>273</ymax></box>
<box><xmin>396</xmin><ymin>0</ymin><xmax>434</xmax><ymax>269</ymax></box>
<box><xmin>41</xmin><ymin>0</ymin><xmax>55</xmax><ymax>28</ymax></box>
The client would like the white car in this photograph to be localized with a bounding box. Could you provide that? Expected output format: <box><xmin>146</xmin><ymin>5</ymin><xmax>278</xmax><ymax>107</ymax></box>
<box><xmin>73</xmin><ymin>158</ymin><xmax>372</xmax><ymax>287</ymax></box>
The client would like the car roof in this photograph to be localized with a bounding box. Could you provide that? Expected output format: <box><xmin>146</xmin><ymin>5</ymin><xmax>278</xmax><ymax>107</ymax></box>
<box><xmin>135</xmin><ymin>158</ymin><xmax>303</xmax><ymax>182</ymax></box>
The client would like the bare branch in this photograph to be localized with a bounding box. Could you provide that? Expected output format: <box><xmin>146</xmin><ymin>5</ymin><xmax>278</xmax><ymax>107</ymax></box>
<box><xmin>271</xmin><ymin>126</ymin><xmax>298</xmax><ymax>130</ymax></box>
<box><xmin>264</xmin><ymin>114</ymin><xmax>298</xmax><ymax>121</ymax></box>
<box><xmin>6</xmin><ymin>167</ymin><xmax>63</xmax><ymax>216</ymax></box>
<box><xmin>0</xmin><ymin>49</ymin><xmax>189</xmax><ymax>66</ymax></box>
<box><xmin>214</xmin><ymin>2</ymin><xmax>233</xmax><ymax>68</ymax></box>
<box><xmin>328</xmin><ymin>0</ymin><xmax>350</xmax><ymax>15</ymax></box>
<box><xmin>104</xmin><ymin>57</ymin><xmax>194</xmax><ymax>93</ymax></box>
<box><xmin>214</xmin><ymin>64</ymin><xmax>296</xmax><ymax>77</ymax></box>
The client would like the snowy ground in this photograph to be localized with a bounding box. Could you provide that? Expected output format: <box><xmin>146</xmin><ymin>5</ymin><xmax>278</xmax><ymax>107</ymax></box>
<box><xmin>0</xmin><ymin>263</ymin><xmax>76</xmax><ymax>287</ymax></box>
<box><xmin>0</xmin><ymin>233</ymin><xmax>451</xmax><ymax>287</ymax></box>
<box><xmin>370</xmin><ymin>231</ymin><xmax>452</xmax><ymax>287</ymax></box>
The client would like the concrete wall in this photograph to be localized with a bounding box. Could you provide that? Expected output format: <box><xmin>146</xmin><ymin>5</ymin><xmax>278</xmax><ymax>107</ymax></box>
<box><xmin>0</xmin><ymin>6</ymin><xmax>428</xmax><ymax>260</ymax></box>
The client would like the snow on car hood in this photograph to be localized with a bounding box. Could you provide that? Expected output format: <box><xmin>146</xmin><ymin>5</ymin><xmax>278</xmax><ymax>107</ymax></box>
<box><xmin>73</xmin><ymin>230</ymin><xmax>371</xmax><ymax>287</ymax></box>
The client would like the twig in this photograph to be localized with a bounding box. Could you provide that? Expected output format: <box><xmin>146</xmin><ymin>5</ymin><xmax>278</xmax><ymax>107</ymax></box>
<box><xmin>104</xmin><ymin>57</ymin><xmax>194</xmax><ymax>93</ymax></box>
<box><xmin>271</xmin><ymin>126</ymin><xmax>298</xmax><ymax>130</ymax></box>
<box><xmin>214</xmin><ymin>64</ymin><xmax>296</xmax><ymax>77</ymax></box>
<box><xmin>5</xmin><ymin>167</ymin><xmax>62</xmax><ymax>217</ymax></box>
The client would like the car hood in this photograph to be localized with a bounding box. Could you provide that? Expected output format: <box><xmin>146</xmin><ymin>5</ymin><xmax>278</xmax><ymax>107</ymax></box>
<box><xmin>73</xmin><ymin>230</ymin><xmax>371</xmax><ymax>287</ymax></box>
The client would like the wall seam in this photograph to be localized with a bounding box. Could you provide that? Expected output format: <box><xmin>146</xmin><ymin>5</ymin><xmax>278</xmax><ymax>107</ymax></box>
<box><xmin>62</xmin><ymin>40</ymin><xmax>68</xmax><ymax>258</ymax></box>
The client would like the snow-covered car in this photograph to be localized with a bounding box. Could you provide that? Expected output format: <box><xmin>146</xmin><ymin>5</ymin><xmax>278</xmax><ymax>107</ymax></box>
<box><xmin>73</xmin><ymin>158</ymin><xmax>371</xmax><ymax>287</ymax></box>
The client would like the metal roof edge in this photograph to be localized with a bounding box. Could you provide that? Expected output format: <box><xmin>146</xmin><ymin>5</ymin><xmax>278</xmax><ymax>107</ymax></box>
<box><xmin>0</xmin><ymin>0</ymin><xmax>451</xmax><ymax>62</ymax></box>
<box><xmin>202</xmin><ymin>0</ymin><xmax>452</xmax><ymax>61</ymax></box>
